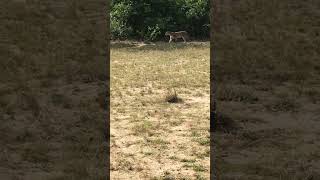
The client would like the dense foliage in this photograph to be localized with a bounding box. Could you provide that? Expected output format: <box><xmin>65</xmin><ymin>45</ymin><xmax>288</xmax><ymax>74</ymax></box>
<box><xmin>111</xmin><ymin>0</ymin><xmax>210</xmax><ymax>41</ymax></box>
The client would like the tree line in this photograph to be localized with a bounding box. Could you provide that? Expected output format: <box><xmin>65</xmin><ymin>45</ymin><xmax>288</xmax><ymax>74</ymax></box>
<box><xmin>111</xmin><ymin>0</ymin><xmax>210</xmax><ymax>41</ymax></box>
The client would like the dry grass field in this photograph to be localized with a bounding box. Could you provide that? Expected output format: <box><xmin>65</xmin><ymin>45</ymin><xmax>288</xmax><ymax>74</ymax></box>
<box><xmin>110</xmin><ymin>41</ymin><xmax>210</xmax><ymax>179</ymax></box>
<box><xmin>213</xmin><ymin>0</ymin><xmax>320</xmax><ymax>179</ymax></box>
<box><xmin>0</xmin><ymin>1</ymin><xmax>108</xmax><ymax>179</ymax></box>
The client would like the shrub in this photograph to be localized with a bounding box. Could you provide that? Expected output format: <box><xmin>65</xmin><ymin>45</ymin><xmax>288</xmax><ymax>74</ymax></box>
<box><xmin>110</xmin><ymin>0</ymin><xmax>210</xmax><ymax>41</ymax></box>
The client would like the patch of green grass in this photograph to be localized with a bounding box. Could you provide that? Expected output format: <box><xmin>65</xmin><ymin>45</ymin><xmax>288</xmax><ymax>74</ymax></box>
<box><xmin>147</xmin><ymin>138</ymin><xmax>170</xmax><ymax>146</ymax></box>
<box><xmin>191</xmin><ymin>130</ymin><xmax>201</xmax><ymax>137</ymax></box>
<box><xmin>183</xmin><ymin>163</ymin><xmax>207</xmax><ymax>172</ymax></box>
<box><xmin>168</xmin><ymin>156</ymin><xmax>179</xmax><ymax>160</ymax></box>
<box><xmin>169</xmin><ymin>119</ymin><xmax>184</xmax><ymax>126</ymax></box>
<box><xmin>195</xmin><ymin>150</ymin><xmax>210</xmax><ymax>159</ymax></box>
<box><xmin>132</xmin><ymin>120</ymin><xmax>153</xmax><ymax>135</ymax></box>
<box><xmin>193</xmin><ymin>137</ymin><xmax>210</xmax><ymax>146</ymax></box>
<box><xmin>181</xmin><ymin>158</ymin><xmax>196</xmax><ymax>163</ymax></box>
<box><xmin>192</xmin><ymin>164</ymin><xmax>206</xmax><ymax>172</ymax></box>
<box><xmin>195</xmin><ymin>173</ymin><xmax>206</xmax><ymax>180</ymax></box>
<box><xmin>143</xmin><ymin>151</ymin><xmax>153</xmax><ymax>156</ymax></box>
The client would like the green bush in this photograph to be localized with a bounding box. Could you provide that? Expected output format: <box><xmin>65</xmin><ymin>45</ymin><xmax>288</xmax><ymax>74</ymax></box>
<box><xmin>145</xmin><ymin>25</ymin><xmax>162</xmax><ymax>41</ymax></box>
<box><xmin>111</xmin><ymin>0</ymin><xmax>209</xmax><ymax>41</ymax></box>
<box><xmin>111</xmin><ymin>1</ymin><xmax>133</xmax><ymax>39</ymax></box>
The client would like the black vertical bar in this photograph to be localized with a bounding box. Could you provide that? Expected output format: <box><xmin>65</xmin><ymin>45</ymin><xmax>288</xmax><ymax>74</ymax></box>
<box><xmin>106</xmin><ymin>0</ymin><xmax>111</xmax><ymax>179</ymax></box>
<box><xmin>210</xmin><ymin>0</ymin><xmax>217</xmax><ymax>179</ymax></box>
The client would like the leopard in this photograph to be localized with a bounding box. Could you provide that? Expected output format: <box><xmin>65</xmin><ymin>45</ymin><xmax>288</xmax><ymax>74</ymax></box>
<box><xmin>165</xmin><ymin>31</ymin><xmax>190</xmax><ymax>43</ymax></box>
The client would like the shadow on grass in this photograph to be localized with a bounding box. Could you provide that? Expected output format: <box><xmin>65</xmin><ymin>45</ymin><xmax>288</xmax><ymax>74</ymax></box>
<box><xmin>110</xmin><ymin>41</ymin><xmax>209</xmax><ymax>51</ymax></box>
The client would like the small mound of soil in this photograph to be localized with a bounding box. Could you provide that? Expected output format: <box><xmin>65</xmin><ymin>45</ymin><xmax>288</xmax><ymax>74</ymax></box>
<box><xmin>165</xmin><ymin>89</ymin><xmax>183</xmax><ymax>103</ymax></box>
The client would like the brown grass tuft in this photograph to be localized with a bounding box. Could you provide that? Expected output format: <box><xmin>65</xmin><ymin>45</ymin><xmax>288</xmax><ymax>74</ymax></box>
<box><xmin>165</xmin><ymin>89</ymin><xmax>183</xmax><ymax>103</ymax></box>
